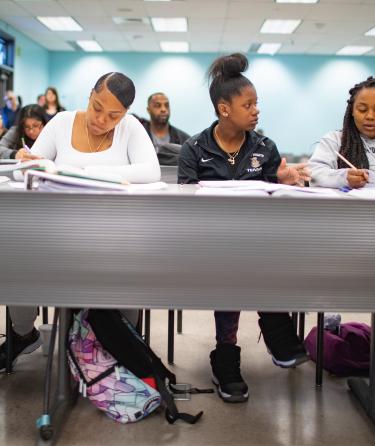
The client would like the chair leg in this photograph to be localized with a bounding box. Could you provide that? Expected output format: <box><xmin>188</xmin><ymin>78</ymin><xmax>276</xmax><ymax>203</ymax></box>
<box><xmin>177</xmin><ymin>310</ymin><xmax>183</xmax><ymax>334</ymax></box>
<box><xmin>292</xmin><ymin>312</ymin><xmax>298</xmax><ymax>332</ymax></box>
<box><xmin>42</xmin><ymin>307</ymin><xmax>49</xmax><ymax>325</ymax></box>
<box><xmin>298</xmin><ymin>312</ymin><xmax>305</xmax><ymax>341</ymax></box>
<box><xmin>168</xmin><ymin>310</ymin><xmax>175</xmax><ymax>365</ymax></box>
<box><xmin>316</xmin><ymin>312</ymin><xmax>325</xmax><ymax>387</ymax></box>
<box><xmin>5</xmin><ymin>307</ymin><xmax>13</xmax><ymax>374</ymax></box>
<box><xmin>144</xmin><ymin>310</ymin><xmax>151</xmax><ymax>345</ymax></box>
<box><xmin>136</xmin><ymin>310</ymin><xmax>143</xmax><ymax>336</ymax></box>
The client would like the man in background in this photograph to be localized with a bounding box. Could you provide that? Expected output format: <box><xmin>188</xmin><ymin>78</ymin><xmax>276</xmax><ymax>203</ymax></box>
<box><xmin>1</xmin><ymin>90</ymin><xmax>20</xmax><ymax>129</ymax></box>
<box><xmin>138</xmin><ymin>92</ymin><xmax>190</xmax><ymax>165</ymax></box>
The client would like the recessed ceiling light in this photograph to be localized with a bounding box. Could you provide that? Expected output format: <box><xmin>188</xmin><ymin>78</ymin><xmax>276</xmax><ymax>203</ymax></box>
<box><xmin>160</xmin><ymin>41</ymin><xmax>189</xmax><ymax>52</ymax></box>
<box><xmin>260</xmin><ymin>19</ymin><xmax>301</xmax><ymax>34</ymax></box>
<box><xmin>151</xmin><ymin>17</ymin><xmax>188</xmax><ymax>32</ymax></box>
<box><xmin>257</xmin><ymin>43</ymin><xmax>282</xmax><ymax>55</ymax></box>
<box><xmin>275</xmin><ymin>0</ymin><xmax>319</xmax><ymax>3</ymax></box>
<box><xmin>365</xmin><ymin>26</ymin><xmax>375</xmax><ymax>36</ymax></box>
<box><xmin>37</xmin><ymin>16</ymin><xmax>83</xmax><ymax>31</ymax></box>
<box><xmin>76</xmin><ymin>40</ymin><xmax>103</xmax><ymax>52</ymax></box>
<box><xmin>336</xmin><ymin>46</ymin><xmax>373</xmax><ymax>56</ymax></box>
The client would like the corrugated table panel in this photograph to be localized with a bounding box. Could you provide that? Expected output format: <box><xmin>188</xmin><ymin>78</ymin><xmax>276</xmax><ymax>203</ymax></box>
<box><xmin>1</xmin><ymin>187</ymin><xmax>374</xmax><ymax>312</ymax></box>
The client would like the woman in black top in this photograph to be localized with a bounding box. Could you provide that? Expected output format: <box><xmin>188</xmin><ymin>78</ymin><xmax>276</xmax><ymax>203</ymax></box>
<box><xmin>178</xmin><ymin>53</ymin><xmax>310</xmax><ymax>403</ymax></box>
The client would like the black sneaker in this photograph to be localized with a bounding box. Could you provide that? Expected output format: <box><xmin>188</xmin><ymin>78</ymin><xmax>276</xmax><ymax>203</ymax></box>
<box><xmin>0</xmin><ymin>328</ymin><xmax>42</xmax><ymax>372</ymax></box>
<box><xmin>258</xmin><ymin>314</ymin><xmax>309</xmax><ymax>368</ymax></box>
<box><xmin>210</xmin><ymin>344</ymin><xmax>249</xmax><ymax>403</ymax></box>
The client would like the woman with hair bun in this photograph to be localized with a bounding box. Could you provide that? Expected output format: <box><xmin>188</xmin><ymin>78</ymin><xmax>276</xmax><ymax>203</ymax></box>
<box><xmin>178</xmin><ymin>53</ymin><xmax>310</xmax><ymax>404</ymax></box>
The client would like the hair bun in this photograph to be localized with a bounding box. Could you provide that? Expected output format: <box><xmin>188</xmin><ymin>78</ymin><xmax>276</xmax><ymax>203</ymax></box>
<box><xmin>209</xmin><ymin>53</ymin><xmax>248</xmax><ymax>81</ymax></box>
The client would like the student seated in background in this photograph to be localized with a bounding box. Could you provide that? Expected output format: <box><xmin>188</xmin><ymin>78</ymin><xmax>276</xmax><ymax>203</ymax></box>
<box><xmin>1</xmin><ymin>90</ymin><xmax>21</xmax><ymax>129</ymax></box>
<box><xmin>0</xmin><ymin>72</ymin><xmax>160</xmax><ymax>372</ymax></box>
<box><xmin>178</xmin><ymin>53</ymin><xmax>310</xmax><ymax>403</ymax></box>
<box><xmin>0</xmin><ymin>104</ymin><xmax>46</xmax><ymax>159</ymax></box>
<box><xmin>37</xmin><ymin>94</ymin><xmax>46</xmax><ymax>108</ymax></box>
<box><xmin>43</xmin><ymin>86</ymin><xmax>65</xmax><ymax>122</ymax></box>
<box><xmin>137</xmin><ymin>92</ymin><xmax>190</xmax><ymax>165</ymax></box>
<box><xmin>310</xmin><ymin>76</ymin><xmax>375</xmax><ymax>188</ymax></box>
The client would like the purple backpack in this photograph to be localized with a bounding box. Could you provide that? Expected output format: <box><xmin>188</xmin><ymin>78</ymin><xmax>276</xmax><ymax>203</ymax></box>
<box><xmin>67</xmin><ymin>310</ymin><xmax>161</xmax><ymax>423</ymax></box>
<box><xmin>304</xmin><ymin>322</ymin><xmax>371</xmax><ymax>376</ymax></box>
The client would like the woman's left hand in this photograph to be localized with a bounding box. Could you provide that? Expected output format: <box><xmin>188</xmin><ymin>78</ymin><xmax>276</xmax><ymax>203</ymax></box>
<box><xmin>276</xmin><ymin>158</ymin><xmax>311</xmax><ymax>186</ymax></box>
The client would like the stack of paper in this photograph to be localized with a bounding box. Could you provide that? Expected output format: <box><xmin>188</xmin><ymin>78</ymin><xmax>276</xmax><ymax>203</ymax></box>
<box><xmin>25</xmin><ymin>170</ymin><xmax>167</xmax><ymax>193</ymax></box>
<box><xmin>198</xmin><ymin>180</ymin><xmax>340</xmax><ymax>198</ymax></box>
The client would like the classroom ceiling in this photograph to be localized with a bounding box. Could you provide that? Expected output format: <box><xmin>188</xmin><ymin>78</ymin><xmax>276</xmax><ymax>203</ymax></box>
<box><xmin>0</xmin><ymin>0</ymin><xmax>375</xmax><ymax>56</ymax></box>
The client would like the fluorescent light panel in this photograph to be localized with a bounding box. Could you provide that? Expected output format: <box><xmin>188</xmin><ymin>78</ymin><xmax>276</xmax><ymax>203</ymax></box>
<box><xmin>76</xmin><ymin>40</ymin><xmax>103</xmax><ymax>52</ymax></box>
<box><xmin>37</xmin><ymin>16</ymin><xmax>82</xmax><ymax>31</ymax></box>
<box><xmin>160</xmin><ymin>41</ymin><xmax>189</xmax><ymax>52</ymax></box>
<box><xmin>151</xmin><ymin>17</ymin><xmax>188</xmax><ymax>32</ymax></box>
<box><xmin>275</xmin><ymin>0</ymin><xmax>318</xmax><ymax>3</ymax></box>
<box><xmin>260</xmin><ymin>19</ymin><xmax>301</xmax><ymax>34</ymax></box>
<box><xmin>257</xmin><ymin>43</ymin><xmax>282</xmax><ymax>55</ymax></box>
<box><xmin>336</xmin><ymin>46</ymin><xmax>373</xmax><ymax>56</ymax></box>
<box><xmin>365</xmin><ymin>26</ymin><xmax>375</xmax><ymax>36</ymax></box>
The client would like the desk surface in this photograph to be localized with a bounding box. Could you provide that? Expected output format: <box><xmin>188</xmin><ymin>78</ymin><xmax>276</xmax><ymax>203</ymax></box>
<box><xmin>0</xmin><ymin>185</ymin><xmax>374</xmax><ymax>312</ymax></box>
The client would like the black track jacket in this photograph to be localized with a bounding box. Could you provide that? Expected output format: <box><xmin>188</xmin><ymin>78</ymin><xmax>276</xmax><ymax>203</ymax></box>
<box><xmin>178</xmin><ymin>121</ymin><xmax>282</xmax><ymax>184</ymax></box>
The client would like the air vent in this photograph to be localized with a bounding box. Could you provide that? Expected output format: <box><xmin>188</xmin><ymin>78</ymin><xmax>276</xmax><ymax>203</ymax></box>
<box><xmin>113</xmin><ymin>17</ymin><xmax>150</xmax><ymax>25</ymax></box>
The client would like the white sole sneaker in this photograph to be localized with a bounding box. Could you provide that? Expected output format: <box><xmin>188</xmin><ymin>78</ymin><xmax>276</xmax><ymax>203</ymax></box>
<box><xmin>212</xmin><ymin>374</ymin><xmax>249</xmax><ymax>403</ymax></box>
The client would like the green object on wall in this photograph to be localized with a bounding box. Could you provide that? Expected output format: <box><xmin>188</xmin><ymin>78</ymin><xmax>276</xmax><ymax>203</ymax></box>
<box><xmin>16</xmin><ymin>46</ymin><xmax>21</xmax><ymax>57</ymax></box>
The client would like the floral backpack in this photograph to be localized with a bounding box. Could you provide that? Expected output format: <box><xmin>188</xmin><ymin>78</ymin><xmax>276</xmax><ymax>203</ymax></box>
<box><xmin>67</xmin><ymin>309</ymin><xmax>210</xmax><ymax>424</ymax></box>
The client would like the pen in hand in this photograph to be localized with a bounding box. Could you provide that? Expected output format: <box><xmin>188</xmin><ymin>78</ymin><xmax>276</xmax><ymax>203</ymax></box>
<box><xmin>21</xmin><ymin>137</ymin><xmax>31</xmax><ymax>153</ymax></box>
<box><xmin>334</xmin><ymin>150</ymin><xmax>369</xmax><ymax>187</ymax></box>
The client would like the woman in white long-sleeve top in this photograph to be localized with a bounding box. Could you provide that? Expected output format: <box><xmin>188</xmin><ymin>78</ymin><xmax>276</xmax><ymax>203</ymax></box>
<box><xmin>1</xmin><ymin>72</ymin><xmax>160</xmax><ymax>372</ymax></box>
<box><xmin>17</xmin><ymin>72</ymin><xmax>161</xmax><ymax>184</ymax></box>
<box><xmin>310</xmin><ymin>76</ymin><xmax>375</xmax><ymax>189</ymax></box>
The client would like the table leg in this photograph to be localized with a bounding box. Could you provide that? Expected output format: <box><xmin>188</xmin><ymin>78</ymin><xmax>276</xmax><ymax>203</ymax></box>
<box><xmin>36</xmin><ymin>308</ymin><xmax>78</xmax><ymax>445</ymax></box>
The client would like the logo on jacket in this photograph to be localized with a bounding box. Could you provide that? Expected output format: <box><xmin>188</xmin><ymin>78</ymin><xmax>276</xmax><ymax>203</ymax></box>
<box><xmin>250</xmin><ymin>157</ymin><xmax>260</xmax><ymax>168</ymax></box>
<box><xmin>201</xmin><ymin>157</ymin><xmax>213</xmax><ymax>163</ymax></box>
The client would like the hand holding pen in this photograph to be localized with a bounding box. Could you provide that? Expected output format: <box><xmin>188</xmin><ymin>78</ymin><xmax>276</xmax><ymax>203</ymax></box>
<box><xmin>16</xmin><ymin>138</ymin><xmax>42</xmax><ymax>161</ymax></box>
<box><xmin>334</xmin><ymin>150</ymin><xmax>369</xmax><ymax>189</ymax></box>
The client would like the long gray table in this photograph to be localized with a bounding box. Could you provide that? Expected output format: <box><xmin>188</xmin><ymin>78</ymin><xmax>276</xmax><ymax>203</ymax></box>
<box><xmin>0</xmin><ymin>185</ymin><xmax>374</xmax><ymax>442</ymax></box>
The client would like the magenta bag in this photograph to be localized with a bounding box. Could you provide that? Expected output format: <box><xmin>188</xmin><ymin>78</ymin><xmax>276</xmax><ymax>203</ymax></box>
<box><xmin>304</xmin><ymin>322</ymin><xmax>371</xmax><ymax>376</ymax></box>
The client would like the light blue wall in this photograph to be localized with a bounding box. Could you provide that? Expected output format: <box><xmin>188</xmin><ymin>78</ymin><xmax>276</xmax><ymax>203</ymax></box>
<box><xmin>0</xmin><ymin>23</ymin><xmax>373</xmax><ymax>155</ymax></box>
<box><xmin>49</xmin><ymin>51</ymin><xmax>375</xmax><ymax>154</ymax></box>
<box><xmin>0</xmin><ymin>20</ymin><xmax>49</xmax><ymax>106</ymax></box>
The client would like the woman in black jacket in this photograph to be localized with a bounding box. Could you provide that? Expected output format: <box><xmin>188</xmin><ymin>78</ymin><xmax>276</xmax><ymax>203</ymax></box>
<box><xmin>178</xmin><ymin>53</ymin><xmax>310</xmax><ymax>404</ymax></box>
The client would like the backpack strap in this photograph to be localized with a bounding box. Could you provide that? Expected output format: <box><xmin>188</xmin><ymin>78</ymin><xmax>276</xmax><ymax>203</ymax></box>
<box><xmin>169</xmin><ymin>384</ymin><xmax>214</xmax><ymax>395</ymax></box>
<box><xmin>154</xmin><ymin>374</ymin><xmax>203</xmax><ymax>425</ymax></box>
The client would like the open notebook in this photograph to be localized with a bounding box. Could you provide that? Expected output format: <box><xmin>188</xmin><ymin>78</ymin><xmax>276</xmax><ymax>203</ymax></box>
<box><xmin>25</xmin><ymin>170</ymin><xmax>167</xmax><ymax>193</ymax></box>
<box><xmin>0</xmin><ymin>159</ymin><xmax>167</xmax><ymax>192</ymax></box>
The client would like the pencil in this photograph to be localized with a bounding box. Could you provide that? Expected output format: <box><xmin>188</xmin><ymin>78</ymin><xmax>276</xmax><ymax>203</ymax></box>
<box><xmin>334</xmin><ymin>150</ymin><xmax>357</xmax><ymax>170</ymax></box>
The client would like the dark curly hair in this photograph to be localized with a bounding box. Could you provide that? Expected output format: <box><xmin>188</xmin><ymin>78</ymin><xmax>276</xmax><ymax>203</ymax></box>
<box><xmin>339</xmin><ymin>76</ymin><xmax>375</xmax><ymax>169</ymax></box>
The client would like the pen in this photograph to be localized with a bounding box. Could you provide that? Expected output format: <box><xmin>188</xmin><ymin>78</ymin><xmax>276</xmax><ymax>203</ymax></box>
<box><xmin>21</xmin><ymin>137</ymin><xmax>31</xmax><ymax>153</ymax></box>
<box><xmin>333</xmin><ymin>150</ymin><xmax>357</xmax><ymax>170</ymax></box>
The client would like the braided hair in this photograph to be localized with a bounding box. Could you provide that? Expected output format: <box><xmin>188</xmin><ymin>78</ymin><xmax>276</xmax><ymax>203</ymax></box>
<box><xmin>339</xmin><ymin>76</ymin><xmax>375</xmax><ymax>169</ymax></box>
